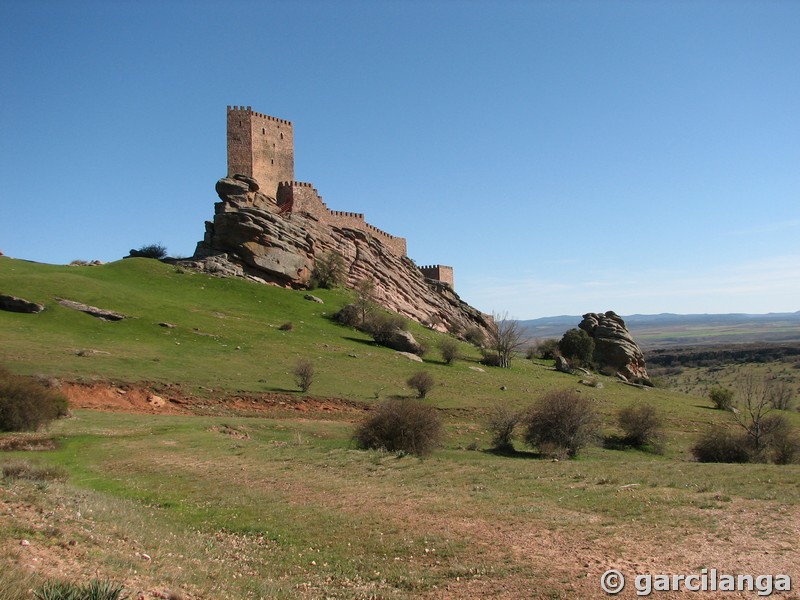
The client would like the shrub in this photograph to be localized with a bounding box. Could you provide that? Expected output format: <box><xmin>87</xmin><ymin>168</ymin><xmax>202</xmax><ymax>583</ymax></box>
<box><xmin>365</xmin><ymin>312</ymin><xmax>407</xmax><ymax>346</ymax></box>
<box><xmin>0</xmin><ymin>367</ymin><xmax>69</xmax><ymax>432</ymax></box>
<box><xmin>2</xmin><ymin>461</ymin><xmax>68</xmax><ymax>482</ymax></box>
<box><xmin>617</xmin><ymin>403</ymin><xmax>664</xmax><ymax>452</ymax></box>
<box><xmin>767</xmin><ymin>420</ymin><xmax>800</xmax><ymax>465</ymax></box>
<box><xmin>486</xmin><ymin>403</ymin><xmax>521</xmax><ymax>451</ymax></box>
<box><xmin>691</xmin><ymin>426</ymin><xmax>751</xmax><ymax>463</ymax></box>
<box><xmin>479</xmin><ymin>349</ymin><xmax>502</xmax><ymax>367</ymax></box>
<box><xmin>558</xmin><ymin>328</ymin><xmax>594</xmax><ymax>367</ymax></box>
<box><xmin>708</xmin><ymin>386</ymin><xmax>734</xmax><ymax>410</ymax></box>
<box><xmin>34</xmin><ymin>578</ymin><xmax>128</xmax><ymax>600</ymax></box>
<box><xmin>407</xmin><ymin>371</ymin><xmax>435</xmax><ymax>399</ymax></box>
<box><xmin>134</xmin><ymin>243</ymin><xmax>167</xmax><ymax>259</ymax></box>
<box><xmin>463</xmin><ymin>326</ymin><xmax>485</xmax><ymax>347</ymax></box>
<box><xmin>767</xmin><ymin>379</ymin><xmax>794</xmax><ymax>411</ymax></box>
<box><xmin>353</xmin><ymin>399</ymin><xmax>443</xmax><ymax>457</ymax></box>
<box><xmin>530</xmin><ymin>338</ymin><xmax>560</xmax><ymax>360</ymax></box>
<box><xmin>293</xmin><ymin>359</ymin><xmax>314</xmax><ymax>393</ymax></box>
<box><xmin>438</xmin><ymin>337</ymin><xmax>459</xmax><ymax>365</ymax></box>
<box><xmin>522</xmin><ymin>389</ymin><xmax>599</xmax><ymax>458</ymax></box>
<box><xmin>278</xmin><ymin>321</ymin><xmax>293</xmax><ymax>331</ymax></box>
<box><xmin>333</xmin><ymin>304</ymin><xmax>361</xmax><ymax>328</ymax></box>
<box><xmin>311</xmin><ymin>251</ymin><xmax>346</xmax><ymax>289</ymax></box>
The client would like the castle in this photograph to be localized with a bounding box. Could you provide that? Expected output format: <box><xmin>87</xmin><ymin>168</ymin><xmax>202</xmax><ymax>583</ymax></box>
<box><xmin>226</xmin><ymin>106</ymin><xmax>454</xmax><ymax>288</ymax></box>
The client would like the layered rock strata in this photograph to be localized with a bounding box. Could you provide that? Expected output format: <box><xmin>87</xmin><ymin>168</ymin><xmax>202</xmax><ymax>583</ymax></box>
<box><xmin>188</xmin><ymin>176</ymin><xmax>490</xmax><ymax>336</ymax></box>
<box><xmin>578</xmin><ymin>311</ymin><xmax>651</xmax><ymax>384</ymax></box>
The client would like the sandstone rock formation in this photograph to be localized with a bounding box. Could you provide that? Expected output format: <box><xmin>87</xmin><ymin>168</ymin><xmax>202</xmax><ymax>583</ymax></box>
<box><xmin>56</xmin><ymin>298</ymin><xmax>127</xmax><ymax>321</ymax></box>
<box><xmin>187</xmin><ymin>176</ymin><xmax>490</xmax><ymax>336</ymax></box>
<box><xmin>578</xmin><ymin>311</ymin><xmax>651</xmax><ymax>385</ymax></box>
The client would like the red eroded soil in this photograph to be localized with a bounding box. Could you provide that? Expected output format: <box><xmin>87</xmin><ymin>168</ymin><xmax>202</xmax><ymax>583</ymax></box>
<box><xmin>60</xmin><ymin>381</ymin><xmax>369</xmax><ymax>417</ymax></box>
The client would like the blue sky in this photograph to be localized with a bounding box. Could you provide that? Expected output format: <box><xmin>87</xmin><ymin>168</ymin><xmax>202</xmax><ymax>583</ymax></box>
<box><xmin>1</xmin><ymin>0</ymin><xmax>798</xmax><ymax>319</ymax></box>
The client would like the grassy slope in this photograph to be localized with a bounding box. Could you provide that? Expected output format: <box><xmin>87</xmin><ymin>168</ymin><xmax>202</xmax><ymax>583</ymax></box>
<box><xmin>2</xmin><ymin>257</ymin><xmax>800</xmax><ymax>598</ymax></box>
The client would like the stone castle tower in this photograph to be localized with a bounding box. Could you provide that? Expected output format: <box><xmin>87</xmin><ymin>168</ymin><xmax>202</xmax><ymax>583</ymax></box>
<box><xmin>227</xmin><ymin>106</ymin><xmax>294</xmax><ymax>197</ymax></box>
<box><xmin>224</xmin><ymin>105</ymin><xmax>453</xmax><ymax>287</ymax></box>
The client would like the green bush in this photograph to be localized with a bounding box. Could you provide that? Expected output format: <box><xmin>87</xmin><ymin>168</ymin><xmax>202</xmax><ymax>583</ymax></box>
<box><xmin>365</xmin><ymin>312</ymin><xmax>407</xmax><ymax>346</ymax></box>
<box><xmin>311</xmin><ymin>251</ymin><xmax>346</xmax><ymax>289</ymax></box>
<box><xmin>0</xmin><ymin>367</ymin><xmax>69</xmax><ymax>432</ymax></box>
<box><xmin>708</xmin><ymin>386</ymin><xmax>734</xmax><ymax>410</ymax></box>
<box><xmin>617</xmin><ymin>403</ymin><xmax>665</xmax><ymax>452</ymax></box>
<box><xmin>530</xmin><ymin>338</ymin><xmax>560</xmax><ymax>360</ymax></box>
<box><xmin>34</xmin><ymin>578</ymin><xmax>128</xmax><ymax>600</ymax></box>
<box><xmin>134</xmin><ymin>243</ymin><xmax>167</xmax><ymax>259</ymax></box>
<box><xmin>522</xmin><ymin>389</ymin><xmax>599</xmax><ymax>458</ymax></box>
<box><xmin>463</xmin><ymin>326</ymin><xmax>485</xmax><ymax>347</ymax></box>
<box><xmin>558</xmin><ymin>328</ymin><xmax>594</xmax><ymax>367</ymax></box>
<box><xmin>353</xmin><ymin>399</ymin><xmax>443</xmax><ymax>457</ymax></box>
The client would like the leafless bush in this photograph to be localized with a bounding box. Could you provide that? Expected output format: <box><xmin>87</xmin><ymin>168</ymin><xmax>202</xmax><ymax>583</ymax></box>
<box><xmin>463</xmin><ymin>326</ymin><xmax>485</xmax><ymax>347</ymax></box>
<box><xmin>486</xmin><ymin>403</ymin><xmax>521</xmax><ymax>451</ymax></box>
<box><xmin>353</xmin><ymin>399</ymin><xmax>443</xmax><ymax>457</ymax></box>
<box><xmin>485</xmin><ymin>312</ymin><xmax>526</xmax><ymax>368</ymax></box>
<box><xmin>767</xmin><ymin>379</ymin><xmax>794</xmax><ymax>411</ymax></box>
<box><xmin>691</xmin><ymin>426</ymin><xmax>751</xmax><ymax>463</ymax></box>
<box><xmin>407</xmin><ymin>371</ymin><xmax>435</xmax><ymax>399</ymax></box>
<box><xmin>278</xmin><ymin>321</ymin><xmax>294</xmax><ymax>331</ymax></box>
<box><xmin>293</xmin><ymin>359</ymin><xmax>314</xmax><ymax>393</ymax></box>
<box><xmin>438</xmin><ymin>337</ymin><xmax>459</xmax><ymax>365</ymax></box>
<box><xmin>617</xmin><ymin>403</ymin><xmax>664</xmax><ymax>453</ymax></box>
<box><xmin>0</xmin><ymin>367</ymin><xmax>69</xmax><ymax>432</ymax></box>
<box><xmin>522</xmin><ymin>389</ymin><xmax>599</xmax><ymax>458</ymax></box>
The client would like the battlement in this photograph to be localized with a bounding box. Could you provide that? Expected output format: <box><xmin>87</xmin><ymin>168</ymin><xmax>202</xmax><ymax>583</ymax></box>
<box><xmin>330</xmin><ymin>210</ymin><xmax>364</xmax><ymax>219</ymax></box>
<box><xmin>227</xmin><ymin>105</ymin><xmax>292</xmax><ymax>125</ymax></box>
<box><xmin>419</xmin><ymin>264</ymin><xmax>454</xmax><ymax>287</ymax></box>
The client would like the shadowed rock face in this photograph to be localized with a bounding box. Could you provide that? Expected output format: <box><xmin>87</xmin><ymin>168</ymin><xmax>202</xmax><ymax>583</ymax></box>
<box><xmin>188</xmin><ymin>176</ymin><xmax>490</xmax><ymax>336</ymax></box>
<box><xmin>578</xmin><ymin>311</ymin><xmax>651</xmax><ymax>385</ymax></box>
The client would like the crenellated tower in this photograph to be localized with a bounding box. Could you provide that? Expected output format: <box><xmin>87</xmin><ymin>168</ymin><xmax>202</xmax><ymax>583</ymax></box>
<box><xmin>226</xmin><ymin>106</ymin><xmax>294</xmax><ymax>197</ymax></box>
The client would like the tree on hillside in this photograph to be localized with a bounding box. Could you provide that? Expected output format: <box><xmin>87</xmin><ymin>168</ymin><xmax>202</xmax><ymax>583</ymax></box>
<box><xmin>558</xmin><ymin>328</ymin><xmax>594</xmax><ymax>367</ymax></box>
<box><xmin>354</xmin><ymin>278</ymin><xmax>378</xmax><ymax>327</ymax></box>
<box><xmin>485</xmin><ymin>312</ymin><xmax>526</xmax><ymax>368</ymax></box>
<box><xmin>311</xmin><ymin>251</ymin><xmax>346</xmax><ymax>289</ymax></box>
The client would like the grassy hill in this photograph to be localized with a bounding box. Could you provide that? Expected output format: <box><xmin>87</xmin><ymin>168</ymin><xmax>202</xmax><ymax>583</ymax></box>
<box><xmin>1</xmin><ymin>256</ymin><xmax>799</xmax><ymax>599</ymax></box>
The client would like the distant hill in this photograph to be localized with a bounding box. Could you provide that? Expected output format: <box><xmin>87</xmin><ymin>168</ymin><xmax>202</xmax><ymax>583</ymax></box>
<box><xmin>519</xmin><ymin>311</ymin><xmax>800</xmax><ymax>348</ymax></box>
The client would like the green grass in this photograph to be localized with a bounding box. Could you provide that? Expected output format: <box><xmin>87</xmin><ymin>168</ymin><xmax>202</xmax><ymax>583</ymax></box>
<box><xmin>2</xmin><ymin>256</ymin><xmax>800</xmax><ymax>597</ymax></box>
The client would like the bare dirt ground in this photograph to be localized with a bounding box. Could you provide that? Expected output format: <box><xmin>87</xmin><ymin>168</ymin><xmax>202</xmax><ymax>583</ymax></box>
<box><xmin>2</xmin><ymin>383</ymin><xmax>799</xmax><ymax>599</ymax></box>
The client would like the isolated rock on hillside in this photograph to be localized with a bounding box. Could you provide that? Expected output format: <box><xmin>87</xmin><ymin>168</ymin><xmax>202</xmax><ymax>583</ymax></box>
<box><xmin>578</xmin><ymin>311</ymin><xmax>651</xmax><ymax>385</ymax></box>
<box><xmin>0</xmin><ymin>294</ymin><xmax>45</xmax><ymax>314</ymax></box>
<box><xmin>187</xmin><ymin>176</ymin><xmax>490</xmax><ymax>336</ymax></box>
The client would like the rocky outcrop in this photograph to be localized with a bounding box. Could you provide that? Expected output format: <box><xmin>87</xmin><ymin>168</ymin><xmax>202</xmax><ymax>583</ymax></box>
<box><xmin>0</xmin><ymin>294</ymin><xmax>45</xmax><ymax>314</ymax></box>
<box><xmin>56</xmin><ymin>298</ymin><xmax>127</xmax><ymax>321</ymax></box>
<box><xmin>578</xmin><ymin>311</ymin><xmax>651</xmax><ymax>385</ymax></box>
<box><xmin>187</xmin><ymin>176</ymin><xmax>491</xmax><ymax>336</ymax></box>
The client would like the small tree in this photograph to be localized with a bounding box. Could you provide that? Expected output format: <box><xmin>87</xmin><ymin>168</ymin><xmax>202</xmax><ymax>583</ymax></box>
<box><xmin>485</xmin><ymin>311</ymin><xmax>526</xmax><ymax>368</ymax></box>
<box><xmin>708</xmin><ymin>386</ymin><xmax>734</xmax><ymax>411</ymax></box>
<box><xmin>407</xmin><ymin>371</ymin><xmax>435</xmax><ymax>399</ymax></box>
<box><xmin>558</xmin><ymin>328</ymin><xmax>594</xmax><ymax>367</ymax></box>
<box><xmin>293</xmin><ymin>359</ymin><xmax>314</xmax><ymax>393</ymax></box>
<box><xmin>438</xmin><ymin>337</ymin><xmax>459</xmax><ymax>365</ymax></box>
<box><xmin>353</xmin><ymin>399</ymin><xmax>443</xmax><ymax>456</ymax></box>
<box><xmin>311</xmin><ymin>251</ymin><xmax>346</xmax><ymax>289</ymax></box>
<box><xmin>354</xmin><ymin>278</ymin><xmax>378</xmax><ymax>327</ymax></box>
<box><xmin>767</xmin><ymin>378</ymin><xmax>794</xmax><ymax>411</ymax></box>
<box><xmin>522</xmin><ymin>389</ymin><xmax>599</xmax><ymax>458</ymax></box>
<box><xmin>733</xmin><ymin>374</ymin><xmax>779</xmax><ymax>453</ymax></box>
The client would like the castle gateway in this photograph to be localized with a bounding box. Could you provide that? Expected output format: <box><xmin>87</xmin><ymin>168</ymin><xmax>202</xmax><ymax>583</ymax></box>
<box><xmin>225</xmin><ymin>105</ymin><xmax>453</xmax><ymax>287</ymax></box>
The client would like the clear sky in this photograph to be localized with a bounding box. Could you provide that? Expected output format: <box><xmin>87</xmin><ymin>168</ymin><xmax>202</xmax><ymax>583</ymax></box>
<box><xmin>1</xmin><ymin>0</ymin><xmax>798</xmax><ymax>319</ymax></box>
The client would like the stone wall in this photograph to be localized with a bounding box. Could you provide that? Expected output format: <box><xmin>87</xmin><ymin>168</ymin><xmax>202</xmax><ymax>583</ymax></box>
<box><xmin>277</xmin><ymin>181</ymin><xmax>407</xmax><ymax>257</ymax></box>
<box><xmin>419</xmin><ymin>265</ymin><xmax>454</xmax><ymax>287</ymax></box>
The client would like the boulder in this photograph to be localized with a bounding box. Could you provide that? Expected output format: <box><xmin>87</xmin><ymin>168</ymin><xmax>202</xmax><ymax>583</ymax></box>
<box><xmin>304</xmin><ymin>294</ymin><xmax>324</xmax><ymax>304</ymax></box>
<box><xmin>0</xmin><ymin>294</ymin><xmax>45</xmax><ymax>314</ymax></box>
<box><xmin>555</xmin><ymin>355</ymin><xmax>572</xmax><ymax>374</ymax></box>
<box><xmin>578</xmin><ymin>311</ymin><xmax>651</xmax><ymax>385</ymax></box>
<box><xmin>383</xmin><ymin>329</ymin><xmax>423</xmax><ymax>355</ymax></box>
